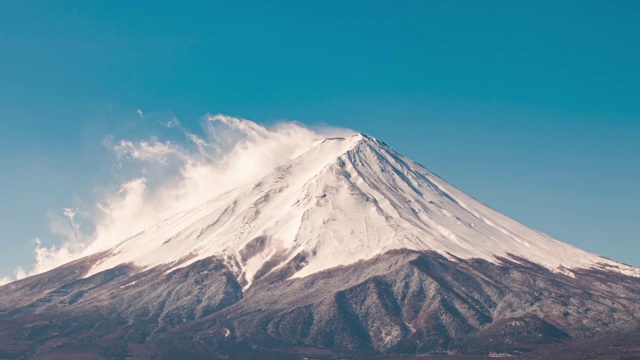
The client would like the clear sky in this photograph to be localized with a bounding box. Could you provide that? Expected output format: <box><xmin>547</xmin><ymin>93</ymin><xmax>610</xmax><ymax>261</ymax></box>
<box><xmin>1</xmin><ymin>1</ymin><xmax>639</xmax><ymax>277</ymax></box>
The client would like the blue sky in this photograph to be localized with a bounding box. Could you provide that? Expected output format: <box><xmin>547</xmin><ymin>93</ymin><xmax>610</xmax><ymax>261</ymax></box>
<box><xmin>0</xmin><ymin>1</ymin><xmax>639</xmax><ymax>276</ymax></box>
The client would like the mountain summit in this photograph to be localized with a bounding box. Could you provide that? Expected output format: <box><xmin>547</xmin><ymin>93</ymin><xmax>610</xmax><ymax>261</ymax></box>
<box><xmin>1</xmin><ymin>118</ymin><xmax>639</xmax><ymax>359</ymax></box>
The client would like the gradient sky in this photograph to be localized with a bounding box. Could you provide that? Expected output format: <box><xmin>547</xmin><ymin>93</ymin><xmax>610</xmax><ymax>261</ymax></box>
<box><xmin>1</xmin><ymin>1</ymin><xmax>639</xmax><ymax>277</ymax></box>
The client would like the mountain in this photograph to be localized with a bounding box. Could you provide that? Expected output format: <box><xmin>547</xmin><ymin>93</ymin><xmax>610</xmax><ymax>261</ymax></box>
<box><xmin>1</xmin><ymin>120</ymin><xmax>639</xmax><ymax>359</ymax></box>
<box><xmin>82</xmin><ymin>132</ymin><xmax>639</xmax><ymax>282</ymax></box>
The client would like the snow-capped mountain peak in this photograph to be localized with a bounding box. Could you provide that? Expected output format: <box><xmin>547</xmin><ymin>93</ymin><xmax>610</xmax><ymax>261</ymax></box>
<box><xmin>84</xmin><ymin>131</ymin><xmax>639</xmax><ymax>285</ymax></box>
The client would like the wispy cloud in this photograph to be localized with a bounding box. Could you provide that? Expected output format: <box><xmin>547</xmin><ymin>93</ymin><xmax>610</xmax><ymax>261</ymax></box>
<box><xmin>13</xmin><ymin>114</ymin><xmax>353</xmax><ymax>278</ymax></box>
<box><xmin>165</xmin><ymin>117</ymin><xmax>180</xmax><ymax>128</ymax></box>
<box><xmin>0</xmin><ymin>266</ymin><xmax>28</xmax><ymax>286</ymax></box>
<box><xmin>112</xmin><ymin>138</ymin><xmax>188</xmax><ymax>164</ymax></box>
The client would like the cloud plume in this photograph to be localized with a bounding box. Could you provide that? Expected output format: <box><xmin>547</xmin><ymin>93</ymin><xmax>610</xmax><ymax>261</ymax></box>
<box><xmin>4</xmin><ymin>114</ymin><xmax>353</xmax><ymax>282</ymax></box>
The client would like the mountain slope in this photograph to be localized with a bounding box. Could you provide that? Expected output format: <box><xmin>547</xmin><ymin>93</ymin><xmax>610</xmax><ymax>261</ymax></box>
<box><xmin>1</xmin><ymin>250</ymin><xmax>639</xmax><ymax>359</ymax></box>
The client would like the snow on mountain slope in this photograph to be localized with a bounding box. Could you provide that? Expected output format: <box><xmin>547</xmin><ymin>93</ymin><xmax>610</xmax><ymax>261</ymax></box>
<box><xmin>86</xmin><ymin>128</ymin><xmax>639</xmax><ymax>285</ymax></box>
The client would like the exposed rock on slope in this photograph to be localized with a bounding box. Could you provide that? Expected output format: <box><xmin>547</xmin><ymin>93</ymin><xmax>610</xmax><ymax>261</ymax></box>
<box><xmin>1</xmin><ymin>250</ymin><xmax>639</xmax><ymax>358</ymax></box>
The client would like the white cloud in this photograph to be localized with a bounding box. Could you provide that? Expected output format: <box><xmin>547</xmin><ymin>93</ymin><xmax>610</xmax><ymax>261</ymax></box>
<box><xmin>15</xmin><ymin>114</ymin><xmax>353</xmax><ymax>277</ymax></box>
<box><xmin>136</xmin><ymin>108</ymin><xmax>145</xmax><ymax>118</ymax></box>
<box><xmin>112</xmin><ymin>138</ymin><xmax>188</xmax><ymax>164</ymax></box>
<box><xmin>165</xmin><ymin>117</ymin><xmax>180</xmax><ymax>128</ymax></box>
<box><xmin>63</xmin><ymin>208</ymin><xmax>80</xmax><ymax>241</ymax></box>
<box><xmin>186</xmin><ymin>132</ymin><xmax>209</xmax><ymax>156</ymax></box>
<box><xmin>0</xmin><ymin>266</ymin><xmax>30</xmax><ymax>285</ymax></box>
<box><xmin>15</xmin><ymin>267</ymin><xmax>27</xmax><ymax>280</ymax></box>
